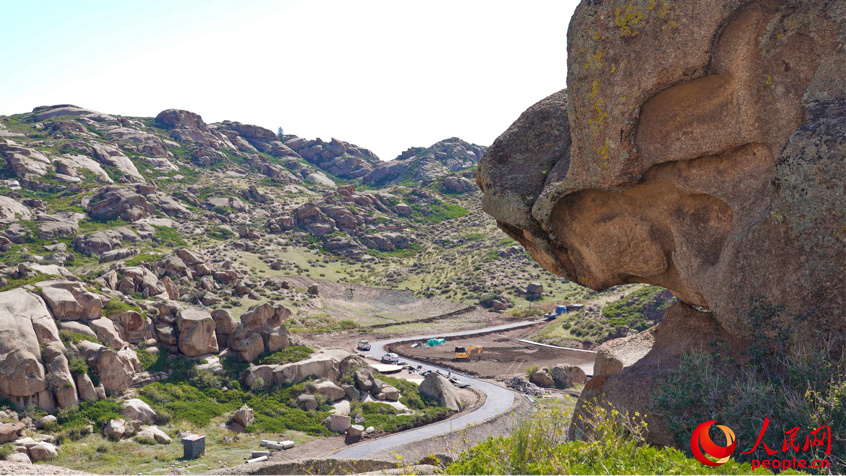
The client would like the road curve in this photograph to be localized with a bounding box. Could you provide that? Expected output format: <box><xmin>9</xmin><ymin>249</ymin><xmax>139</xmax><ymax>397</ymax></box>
<box><xmin>331</xmin><ymin>321</ymin><xmax>537</xmax><ymax>459</ymax></box>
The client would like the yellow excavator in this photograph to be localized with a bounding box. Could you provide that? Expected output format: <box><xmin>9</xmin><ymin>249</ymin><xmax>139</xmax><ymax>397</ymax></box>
<box><xmin>454</xmin><ymin>346</ymin><xmax>483</xmax><ymax>361</ymax></box>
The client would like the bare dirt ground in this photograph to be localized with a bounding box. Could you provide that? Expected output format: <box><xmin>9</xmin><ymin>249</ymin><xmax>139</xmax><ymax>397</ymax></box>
<box><xmin>296</xmin><ymin>312</ymin><xmax>528</xmax><ymax>352</ymax></box>
<box><xmin>387</xmin><ymin>325</ymin><xmax>596</xmax><ymax>378</ymax></box>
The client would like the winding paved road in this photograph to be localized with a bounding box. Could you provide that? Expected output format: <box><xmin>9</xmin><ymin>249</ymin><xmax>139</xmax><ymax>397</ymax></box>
<box><xmin>331</xmin><ymin>321</ymin><xmax>538</xmax><ymax>459</ymax></box>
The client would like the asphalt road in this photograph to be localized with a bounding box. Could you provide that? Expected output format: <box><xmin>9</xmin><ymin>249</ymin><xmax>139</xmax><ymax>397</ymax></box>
<box><xmin>331</xmin><ymin>321</ymin><xmax>537</xmax><ymax>459</ymax></box>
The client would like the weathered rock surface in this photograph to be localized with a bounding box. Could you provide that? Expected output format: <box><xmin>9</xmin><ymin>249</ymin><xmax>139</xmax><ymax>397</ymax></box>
<box><xmin>121</xmin><ymin>398</ymin><xmax>157</xmax><ymax>424</ymax></box>
<box><xmin>233</xmin><ymin>404</ymin><xmax>254</xmax><ymax>428</ymax></box>
<box><xmin>479</xmin><ymin>0</ymin><xmax>846</xmax><ymax>445</ymax></box>
<box><xmin>419</xmin><ymin>373</ymin><xmax>460</xmax><ymax>411</ymax></box>
<box><xmin>176</xmin><ymin>308</ymin><xmax>218</xmax><ymax>356</ymax></box>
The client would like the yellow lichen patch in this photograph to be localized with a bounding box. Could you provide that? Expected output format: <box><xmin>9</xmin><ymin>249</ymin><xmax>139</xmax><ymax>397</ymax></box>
<box><xmin>586</xmin><ymin>79</ymin><xmax>608</xmax><ymax>138</ymax></box>
<box><xmin>598</xmin><ymin>139</ymin><xmax>612</xmax><ymax>170</ymax></box>
<box><xmin>615</xmin><ymin>4</ymin><xmax>645</xmax><ymax>37</ymax></box>
<box><xmin>584</xmin><ymin>49</ymin><xmax>603</xmax><ymax>71</ymax></box>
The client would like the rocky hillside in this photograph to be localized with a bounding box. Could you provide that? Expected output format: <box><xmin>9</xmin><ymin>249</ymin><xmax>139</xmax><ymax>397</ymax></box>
<box><xmin>0</xmin><ymin>102</ymin><xmax>594</xmax><ymax>413</ymax></box>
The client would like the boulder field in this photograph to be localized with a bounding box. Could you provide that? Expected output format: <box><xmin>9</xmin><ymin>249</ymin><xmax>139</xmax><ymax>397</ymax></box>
<box><xmin>478</xmin><ymin>0</ymin><xmax>846</xmax><ymax>445</ymax></box>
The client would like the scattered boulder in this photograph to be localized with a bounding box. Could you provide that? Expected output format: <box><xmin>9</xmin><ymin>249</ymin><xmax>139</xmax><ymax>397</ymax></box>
<box><xmin>0</xmin><ymin>422</ymin><xmax>24</xmax><ymax>444</ymax></box>
<box><xmin>550</xmin><ymin>364</ymin><xmax>587</xmax><ymax>389</ymax></box>
<box><xmin>136</xmin><ymin>425</ymin><xmax>172</xmax><ymax>444</ymax></box>
<box><xmin>323</xmin><ymin>414</ymin><xmax>351</xmax><ymax>433</ymax></box>
<box><xmin>314</xmin><ymin>381</ymin><xmax>346</xmax><ymax>402</ymax></box>
<box><xmin>27</xmin><ymin>442</ymin><xmax>58</xmax><ymax>462</ymax></box>
<box><xmin>5</xmin><ymin>453</ymin><xmax>31</xmax><ymax>464</ymax></box>
<box><xmin>530</xmin><ymin>370</ymin><xmax>554</xmax><ymax>388</ymax></box>
<box><xmin>233</xmin><ymin>405</ymin><xmax>254</xmax><ymax>428</ymax></box>
<box><xmin>419</xmin><ymin>373</ymin><xmax>461</xmax><ymax>411</ymax></box>
<box><xmin>347</xmin><ymin>424</ymin><xmax>364</xmax><ymax>438</ymax></box>
<box><xmin>297</xmin><ymin>394</ymin><xmax>318</xmax><ymax>411</ymax></box>
<box><xmin>121</xmin><ymin>398</ymin><xmax>156</xmax><ymax>424</ymax></box>
<box><xmin>103</xmin><ymin>418</ymin><xmax>128</xmax><ymax>441</ymax></box>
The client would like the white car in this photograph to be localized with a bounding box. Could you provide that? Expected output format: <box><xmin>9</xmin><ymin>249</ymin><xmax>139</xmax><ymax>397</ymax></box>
<box><xmin>381</xmin><ymin>353</ymin><xmax>399</xmax><ymax>364</ymax></box>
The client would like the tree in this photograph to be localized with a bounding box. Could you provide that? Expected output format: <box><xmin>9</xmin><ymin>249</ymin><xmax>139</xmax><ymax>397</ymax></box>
<box><xmin>277</xmin><ymin>127</ymin><xmax>284</xmax><ymax>139</ymax></box>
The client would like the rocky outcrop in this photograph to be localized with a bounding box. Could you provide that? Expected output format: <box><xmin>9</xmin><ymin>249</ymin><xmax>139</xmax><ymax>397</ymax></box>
<box><xmin>39</xmin><ymin>280</ymin><xmax>104</xmax><ymax>321</ymax></box>
<box><xmin>479</xmin><ymin>0</ymin><xmax>846</xmax><ymax>445</ymax></box>
<box><xmin>88</xmin><ymin>185</ymin><xmax>191</xmax><ymax>222</ymax></box>
<box><xmin>228</xmin><ymin>302</ymin><xmax>290</xmax><ymax>362</ymax></box>
<box><xmin>285</xmin><ymin>136</ymin><xmax>380</xmax><ymax>180</ymax></box>
<box><xmin>363</xmin><ymin>138</ymin><xmax>485</xmax><ymax>185</ymax></box>
<box><xmin>0</xmin><ymin>289</ymin><xmax>67</xmax><ymax>410</ymax></box>
<box><xmin>78</xmin><ymin>340</ymin><xmax>138</xmax><ymax>394</ymax></box>
<box><xmin>176</xmin><ymin>308</ymin><xmax>218</xmax><ymax>356</ymax></box>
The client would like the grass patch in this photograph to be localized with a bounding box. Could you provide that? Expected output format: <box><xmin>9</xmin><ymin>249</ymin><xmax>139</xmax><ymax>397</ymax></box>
<box><xmin>124</xmin><ymin>253</ymin><xmax>163</xmax><ymax>267</ymax></box>
<box><xmin>257</xmin><ymin>346</ymin><xmax>315</xmax><ymax>366</ymax></box>
<box><xmin>153</xmin><ymin>226</ymin><xmax>186</xmax><ymax>247</ymax></box>
<box><xmin>101</xmin><ymin>299</ymin><xmax>143</xmax><ymax>317</ymax></box>
<box><xmin>135</xmin><ymin>347</ymin><xmax>168</xmax><ymax>372</ymax></box>
<box><xmin>57</xmin><ymin>399</ymin><xmax>123</xmax><ymax>430</ymax></box>
<box><xmin>601</xmin><ymin>285</ymin><xmax>676</xmax><ymax>331</ymax></box>
<box><xmin>410</xmin><ymin>200</ymin><xmax>468</xmax><ymax>224</ymax></box>
<box><xmin>366</xmin><ymin>243</ymin><xmax>423</xmax><ymax>259</ymax></box>
<box><xmin>0</xmin><ymin>273</ymin><xmax>56</xmax><ymax>292</ymax></box>
<box><xmin>446</xmin><ymin>399</ymin><xmax>770</xmax><ymax>475</ymax></box>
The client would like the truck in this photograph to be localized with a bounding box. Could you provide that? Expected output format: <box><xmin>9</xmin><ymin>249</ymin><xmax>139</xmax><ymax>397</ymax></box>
<box><xmin>544</xmin><ymin>305</ymin><xmax>568</xmax><ymax>320</ymax></box>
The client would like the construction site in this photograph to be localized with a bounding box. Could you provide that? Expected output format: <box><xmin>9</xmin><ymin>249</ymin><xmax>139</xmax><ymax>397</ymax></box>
<box><xmin>385</xmin><ymin>325</ymin><xmax>596</xmax><ymax>379</ymax></box>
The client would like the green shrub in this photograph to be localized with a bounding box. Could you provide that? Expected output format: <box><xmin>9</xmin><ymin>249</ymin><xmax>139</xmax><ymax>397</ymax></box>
<box><xmin>101</xmin><ymin>299</ymin><xmax>143</xmax><ymax>317</ymax></box>
<box><xmin>446</xmin><ymin>400</ymin><xmax>770</xmax><ymax>475</ymax></box>
<box><xmin>257</xmin><ymin>346</ymin><xmax>315</xmax><ymax>366</ymax></box>
<box><xmin>153</xmin><ymin>226</ymin><xmax>186</xmax><ymax>247</ymax></box>
<box><xmin>57</xmin><ymin>400</ymin><xmax>122</xmax><ymax>430</ymax></box>
<box><xmin>59</xmin><ymin>329</ymin><xmax>97</xmax><ymax>346</ymax></box>
<box><xmin>653</xmin><ymin>300</ymin><xmax>846</xmax><ymax>473</ymax></box>
<box><xmin>135</xmin><ymin>347</ymin><xmax>167</xmax><ymax>372</ymax></box>
<box><xmin>135</xmin><ymin>436</ymin><xmax>157</xmax><ymax>445</ymax></box>
<box><xmin>525</xmin><ymin>365</ymin><xmax>540</xmax><ymax>379</ymax></box>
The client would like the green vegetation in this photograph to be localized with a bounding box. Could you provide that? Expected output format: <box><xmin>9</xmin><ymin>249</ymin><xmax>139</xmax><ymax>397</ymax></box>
<box><xmin>57</xmin><ymin>400</ymin><xmax>123</xmax><ymax>430</ymax></box>
<box><xmin>152</xmin><ymin>226</ymin><xmax>186</xmax><ymax>247</ymax></box>
<box><xmin>59</xmin><ymin>330</ymin><xmax>97</xmax><ymax>346</ymax></box>
<box><xmin>654</xmin><ymin>300</ymin><xmax>846</xmax><ymax>473</ymax></box>
<box><xmin>135</xmin><ymin>347</ymin><xmax>168</xmax><ymax>372</ymax></box>
<box><xmin>366</xmin><ymin>243</ymin><xmax>423</xmax><ymax>258</ymax></box>
<box><xmin>208</xmin><ymin>226</ymin><xmax>236</xmax><ymax>241</ymax></box>
<box><xmin>0</xmin><ymin>273</ymin><xmax>56</xmax><ymax>292</ymax></box>
<box><xmin>257</xmin><ymin>345</ymin><xmax>315</xmax><ymax>365</ymax></box>
<box><xmin>602</xmin><ymin>285</ymin><xmax>676</xmax><ymax>331</ymax></box>
<box><xmin>410</xmin><ymin>200</ymin><xmax>468</xmax><ymax>224</ymax></box>
<box><xmin>124</xmin><ymin>253</ymin><xmax>163</xmax><ymax>267</ymax></box>
<box><xmin>101</xmin><ymin>298</ymin><xmax>143</xmax><ymax>317</ymax></box>
<box><xmin>446</xmin><ymin>399</ymin><xmax>773</xmax><ymax>475</ymax></box>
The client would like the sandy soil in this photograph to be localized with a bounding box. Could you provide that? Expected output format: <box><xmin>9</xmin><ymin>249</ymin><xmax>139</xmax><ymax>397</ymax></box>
<box><xmin>387</xmin><ymin>326</ymin><xmax>596</xmax><ymax>378</ymax></box>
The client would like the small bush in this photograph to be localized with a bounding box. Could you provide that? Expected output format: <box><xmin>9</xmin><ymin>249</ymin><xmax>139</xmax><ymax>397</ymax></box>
<box><xmin>135</xmin><ymin>347</ymin><xmax>167</xmax><ymax>372</ymax></box>
<box><xmin>525</xmin><ymin>365</ymin><xmax>540</xmax><ymax>379</ymax></box>
<box><xmin>257</xmin><ymin>346</ymin><xmax>314</xmax><ymax>366</ymax></box>
<box><xmin>135</xmin><ymin>436</ymin><xmax>157</xmax><ymax>445</ymax></box>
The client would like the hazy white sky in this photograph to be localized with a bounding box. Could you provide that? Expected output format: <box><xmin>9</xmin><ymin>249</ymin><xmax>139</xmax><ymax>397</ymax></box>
<box><xmin>1</xmin><ymin>0</ymin><xmax>580</xmax><ymax>161</ymax></box>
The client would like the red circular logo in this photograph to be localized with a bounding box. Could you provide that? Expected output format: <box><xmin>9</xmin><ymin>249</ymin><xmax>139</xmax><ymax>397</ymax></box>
<box><xmin>691</xmin><ymin>421</ymin><xmax>737</xmax><ymax>466</ymax></box>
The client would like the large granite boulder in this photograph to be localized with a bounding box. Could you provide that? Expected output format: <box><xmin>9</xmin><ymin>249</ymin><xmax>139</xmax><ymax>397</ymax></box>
<box><xmin>176</xmin><ymin>308</ymin><xmax>218</xmax><ymax>356</ymax></box>
<box><xmin>478</xmin><ymin>0</ymin><xmax>846</xmax><ymax>445</ymax></box>
<box><xmin>78</xmin><ymin>341</ymin><xmax>137</xmax><ymax>394</ymax></box>
<box><xmin>0</xmin><ymin>289</ymin><xmax>66</xmax><ymax>410</ymax></box>
<box><xmin>419</xmin><ymin>373</ymin><xmax>461</xmax><ymax>411</ymax></box>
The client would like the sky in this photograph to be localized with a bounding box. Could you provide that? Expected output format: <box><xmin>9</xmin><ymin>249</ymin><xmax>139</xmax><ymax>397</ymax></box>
<box><xmin>0</xmin><ymin>0</ymin><xmax>580</xmax><ymax>161</ymax></box>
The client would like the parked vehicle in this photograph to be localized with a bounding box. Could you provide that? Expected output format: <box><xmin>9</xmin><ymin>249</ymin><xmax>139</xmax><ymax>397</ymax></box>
<box><xmin>357</xmin><ymin>340</ymin><xmax>371</xmax><ymax>351</ymax></box>
<box><xmin>381</xmin><ymin>352</ymin><xmax>399</xmax><ymax>364</ymax></box>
